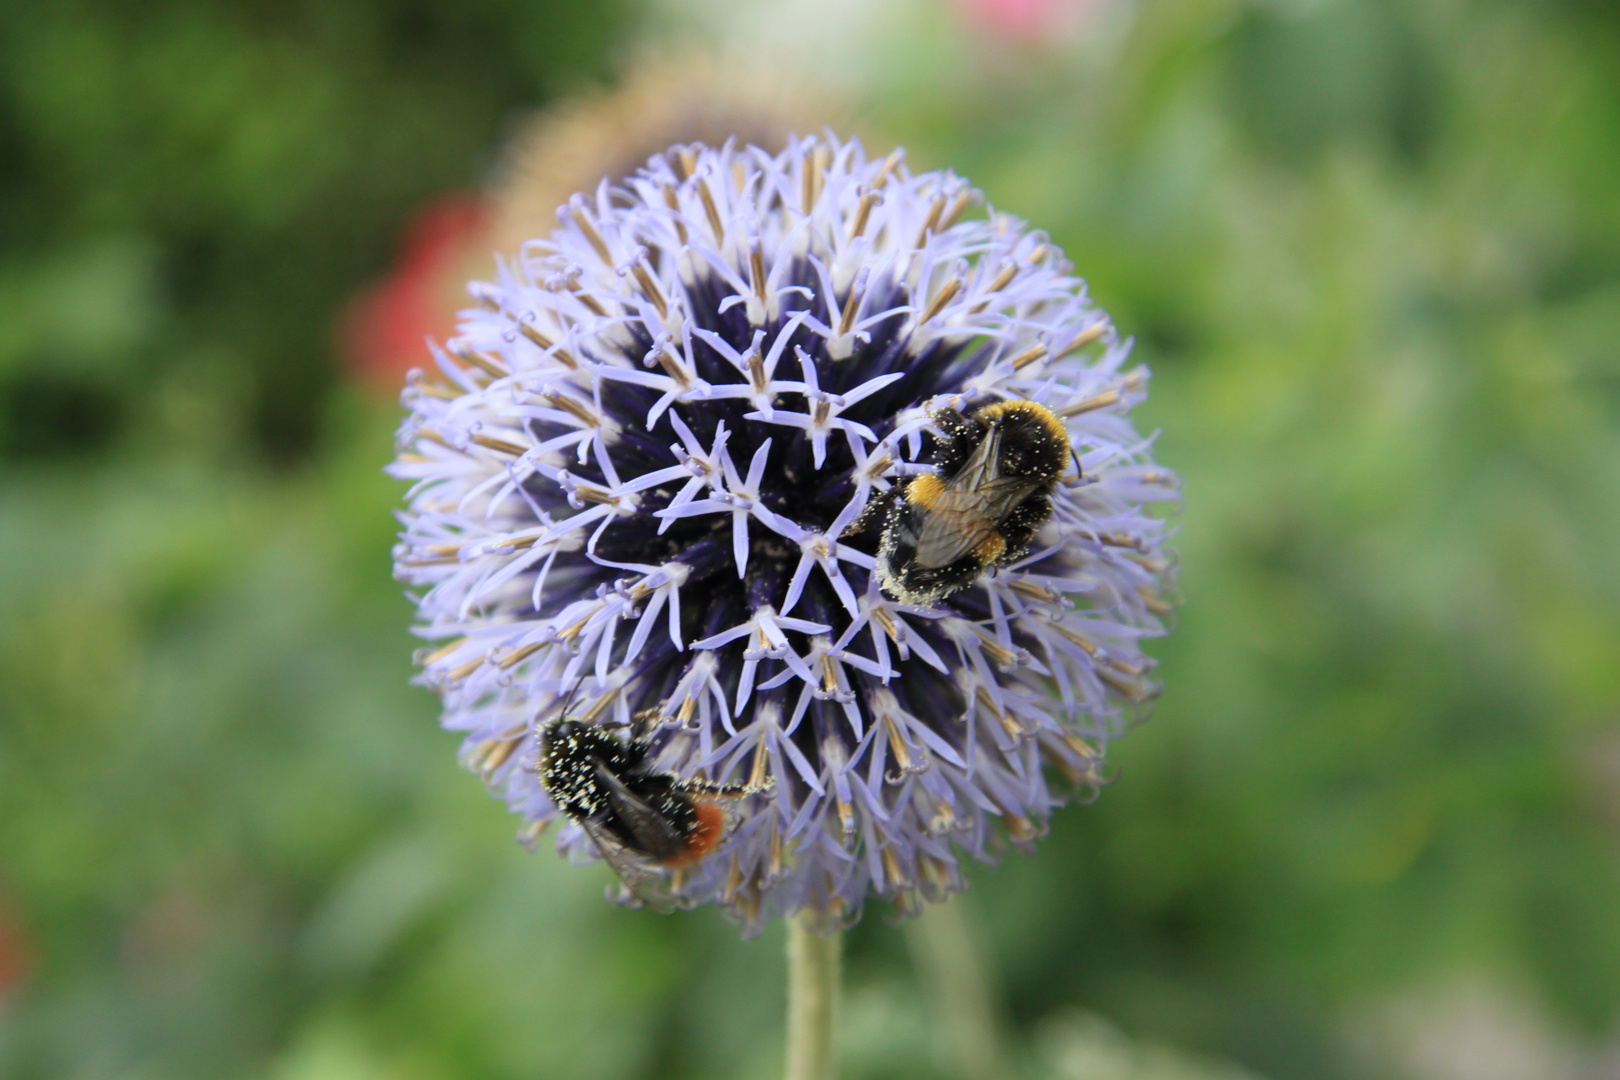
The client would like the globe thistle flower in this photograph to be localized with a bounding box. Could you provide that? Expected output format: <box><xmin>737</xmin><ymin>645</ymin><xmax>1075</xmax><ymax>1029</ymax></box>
<box><xmin>390</xmin><ymin>134</ymin><xmax>1179</xmax><ymax>932</ymax></box>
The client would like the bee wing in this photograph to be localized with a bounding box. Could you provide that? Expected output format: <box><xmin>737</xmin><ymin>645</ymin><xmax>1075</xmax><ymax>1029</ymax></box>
<box><xmin>592</xmin><ymin>761</ymin><xmax>689</xmax><ymax>863</ymax></box>
<box><xmin>578</xmin><ymin>817</ymin><xmax>679</xmax><ymax>913</ymax></box>
<box><xmin>913</xmin><ymin>426</ymin><xmax>1045</xmax><ymax>569</ymax></box>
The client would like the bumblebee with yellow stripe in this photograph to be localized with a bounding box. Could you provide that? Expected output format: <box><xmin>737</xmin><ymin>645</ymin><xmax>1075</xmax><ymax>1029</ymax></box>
<box><xmin>847</xmin><ymin>401</ymin><xmax>1076</xmax><ymax>606</ymax></box>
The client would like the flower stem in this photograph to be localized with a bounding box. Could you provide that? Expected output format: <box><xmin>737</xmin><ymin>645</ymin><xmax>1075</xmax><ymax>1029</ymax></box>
<box><xmin>904</xmin><ymin>895</ymin><xmax>1009</xmax><ymax>1080</ymax></box>
<box><xmin>785</xmin><ymin>916</ymin><xmax>841</xmax><ymax>1080</ymax></box>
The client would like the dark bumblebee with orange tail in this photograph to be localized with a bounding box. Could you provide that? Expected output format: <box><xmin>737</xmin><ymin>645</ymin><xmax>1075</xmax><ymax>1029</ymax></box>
<box><xmin>539</xmin><ymin>702</ymin><xmax>756</xmax><ymax>909</ymax></box>
<box><xmin>848</xmin><ymin>401</ymin><xmax>1075</xmax><ymax>606</ymax></box>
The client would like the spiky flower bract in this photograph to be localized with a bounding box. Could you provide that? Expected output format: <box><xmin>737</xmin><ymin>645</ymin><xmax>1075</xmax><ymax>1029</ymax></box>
<box><xmin>391</xmin><ymin>135</ymin><xmax>1179</xmax><ymax>931</ymax></box>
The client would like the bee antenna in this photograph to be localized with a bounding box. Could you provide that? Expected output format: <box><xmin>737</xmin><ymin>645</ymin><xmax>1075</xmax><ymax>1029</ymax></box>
<box><xmin>554</xmin><ymin>676</ymin><xmax>586</xmax><ymax>720</ymax></box>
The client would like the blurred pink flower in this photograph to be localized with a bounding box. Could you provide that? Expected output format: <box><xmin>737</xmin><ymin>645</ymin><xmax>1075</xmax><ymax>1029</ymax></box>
<box><xmin>957</xmin><ymin>0</ymin><xmax>1096</xmax><ymax>42</ymax></box>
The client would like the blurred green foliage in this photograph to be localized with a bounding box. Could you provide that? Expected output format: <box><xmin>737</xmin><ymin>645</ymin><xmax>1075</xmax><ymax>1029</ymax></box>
<box><xmin>0</xmin><ymin>0</ymin><xmax>623</xmax><ymax>462</ymax></box>
<box><xmin>1</xmin><ymin>1</ymin><xmax>1618</xmax><ymax>1079</ymax></box>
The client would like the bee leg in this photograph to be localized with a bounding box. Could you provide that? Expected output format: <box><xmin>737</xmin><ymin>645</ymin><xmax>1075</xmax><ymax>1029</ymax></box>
<box><xmin>629</xmin><ymin>706</ymin><xmax>664</xmax><ymax>742</ymax></box>
<box><xmin>927</xmin><ymin>408</ymin><xmax>979</xmax><ymax>476</ymax></box>
<box><xmin>842</xmin><ymin>486</ymin><xmax>898</xmax><ymax>538</ymax></box>
<box><xmin>996</xmin><ymin>493</ymin><xmax>1053</xmax><ymax>565</ymax></box>
<box><xmin>930</xmin><ymin>407</ymin><xmax>973</xmax><ymax>436</ymax></box>
<box><xmin>680</xmin><ymin>777</ymin><xmax>769</xmax><ymax>797</ymax></box>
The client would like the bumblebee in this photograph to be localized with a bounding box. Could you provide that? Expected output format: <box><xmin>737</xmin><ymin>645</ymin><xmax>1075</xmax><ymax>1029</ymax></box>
<box><xmin>539</xmin><ymin>699</ymin><xmax>755</xmax><ymax>908</ymax></box>
<box><xmin>848</xmin><ymin>400</ymin><xmax>1074</xmax><ymax>606</ymax></box>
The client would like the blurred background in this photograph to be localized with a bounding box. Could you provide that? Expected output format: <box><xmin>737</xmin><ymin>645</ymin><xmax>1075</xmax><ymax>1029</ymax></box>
<box><xmin>1</xmin><ymin>0</ymin><xmax>1618</xmax><ymax>1077</ymax></box>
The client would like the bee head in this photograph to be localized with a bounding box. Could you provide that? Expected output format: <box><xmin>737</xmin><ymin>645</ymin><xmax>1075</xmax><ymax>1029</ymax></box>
<box><xmin>548</xmin><ymin>717</ymin><xmax>584</xmax><ymax>740</ymax></box>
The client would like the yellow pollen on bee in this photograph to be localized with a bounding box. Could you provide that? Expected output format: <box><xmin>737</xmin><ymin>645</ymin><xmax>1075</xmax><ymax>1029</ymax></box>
<box><xmin>975</xmin><ymin>400</ymin><xmax>1072</xmax><ymax>453</ymax></box>
<box><xmin>975</xmin><ymin>531</ymin><xmax>1007</xmax><ymax>564</ymax></box>
<box><xmin>905</xmin><ymin>473</ymin><xmax>945</xmax><ymax>510</ymax></box>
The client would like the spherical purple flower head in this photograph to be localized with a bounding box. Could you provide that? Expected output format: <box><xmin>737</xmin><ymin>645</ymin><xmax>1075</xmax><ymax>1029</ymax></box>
<box><xmin>391</xmin><ymin>135</ymin><xmax>1179</xmax><ymax>932</ymax></box>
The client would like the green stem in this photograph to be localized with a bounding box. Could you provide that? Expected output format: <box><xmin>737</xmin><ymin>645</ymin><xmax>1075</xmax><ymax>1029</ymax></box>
<box><xmin>904</xmin><ymin>895</ymin><xmax>1009</xmax><ymax>1080</ymax></box>
<box><xmin>785</xmin><ymin>916</ymin><xmax>841</xmax><ymax>1080</ymax></box>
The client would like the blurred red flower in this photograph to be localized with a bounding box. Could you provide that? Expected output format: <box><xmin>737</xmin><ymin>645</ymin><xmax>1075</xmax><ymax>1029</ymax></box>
<box><xmin>0</xmin><ymin>892</ymin><xmax>33</xmax><ymax>996</ymax></box>
<box><xmin>338</xmin><ymin>197</ymin><xmax>488</xmax><ymax>392</ymax></box>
